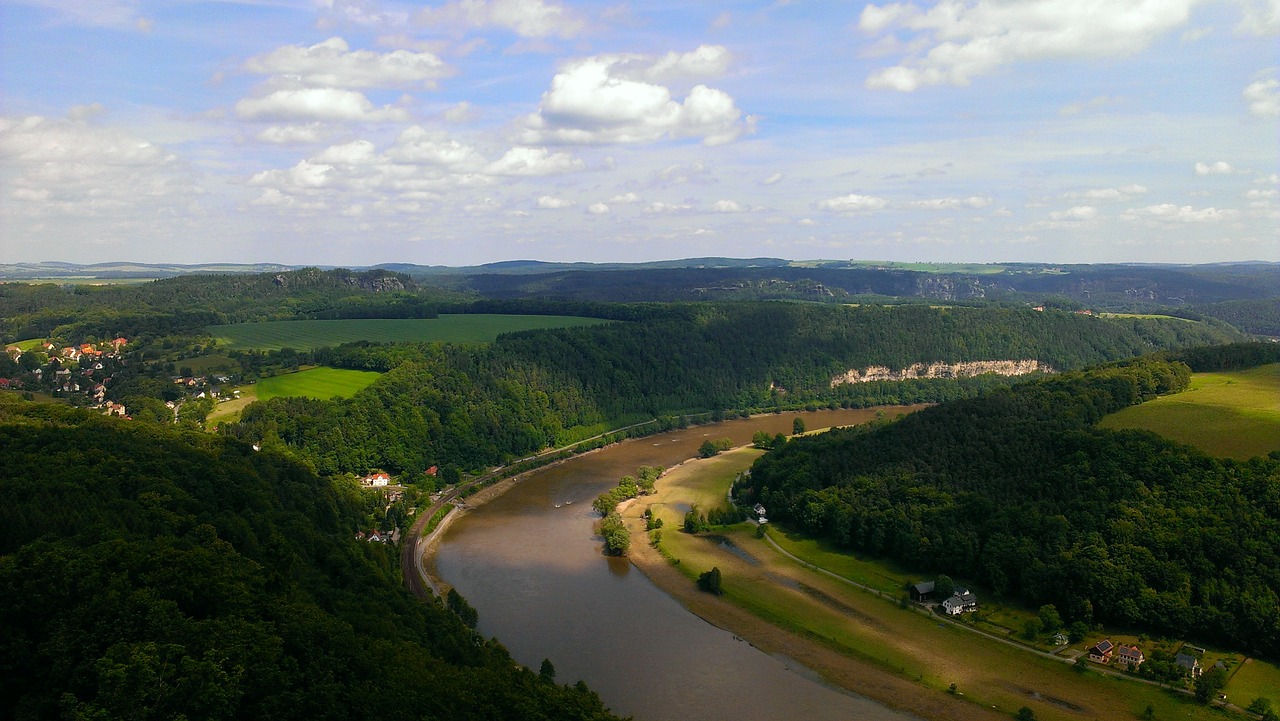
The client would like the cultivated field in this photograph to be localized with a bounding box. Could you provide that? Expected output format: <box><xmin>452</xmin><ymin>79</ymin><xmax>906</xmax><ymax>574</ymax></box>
<box><xmin>1099</xmin><ymin>363</ymin><xmax>1280</xmax><ymax>459</ymax></box>
<box><xmin>628</xmin><ymin>445</ymin><xmax>1266</xmax><ymax>721</ymax></box>
<box><xmin>254</xmin><ymin>367</ymin><xmax>382</xmax><ymax>401</ymax></box>
<box><xmin>207</xmin><ymin>315</ymin><xmax>613</xmax><ymax>351</ymax></box>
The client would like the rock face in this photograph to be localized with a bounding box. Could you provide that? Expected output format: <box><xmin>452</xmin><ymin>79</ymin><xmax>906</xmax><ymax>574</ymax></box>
<box><xmin>830</xmin><ymin>359</ymin><xmax>1050</xmax><ymax>387</ymax></box>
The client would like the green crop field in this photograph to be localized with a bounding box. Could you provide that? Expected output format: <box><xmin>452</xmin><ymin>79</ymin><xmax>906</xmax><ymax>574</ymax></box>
<box><xmin>207</xmin><ymin>315</ymin><xmax>613</xmax><ymax>351</ymax></box>
<box><xmin>254</xmin><ymin>367</ymin><xmax>382</xmax><ymax>401</ymax></box>
<box><xmin>1099</xmin><ymin>364</ymin><xmax>1280</xmax><ymax>459</ymax></box>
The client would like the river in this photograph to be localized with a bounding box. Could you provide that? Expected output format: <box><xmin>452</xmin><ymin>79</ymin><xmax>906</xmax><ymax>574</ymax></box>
<box><xmin>433</xmin><ymin>408</ymin><xmax>922</xmax><ymax>721</ymax></box>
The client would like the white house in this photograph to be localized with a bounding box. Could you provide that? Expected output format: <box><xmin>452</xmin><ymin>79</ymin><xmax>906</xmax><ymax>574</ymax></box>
<box><xmin>942</xmin><ymin>589</ymin><xmax>978</xmax><ymax>615</ymax></box>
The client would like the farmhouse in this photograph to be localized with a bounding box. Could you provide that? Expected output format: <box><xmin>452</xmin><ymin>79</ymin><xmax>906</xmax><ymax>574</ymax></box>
<box><xmin>1175</xmin><ymin>649</ymin><xmax>1203</xmax><ymax>677</ymax></box>
<box><xmin>363</xmin><ymin>472</ymin><xmax>391</xmax><ymax>487</ymax></box>
<box><xmin>1114</xmin><ymin>644</ymin><xmax>1144</xmax><ymax>670</ymax></box>
<box><xmin>941</xmin><ymin>589</ymin><xmax>978</xmax><ymax>615</ymax></box>
<box><xmin>1087</xmin><ymin>639</ymin><xmax>1114</xmax><ymax>664</ymax></box>
<box><xmin>909</xmin><ymin>581</ymin><xmax>936</xmax><ymax>602</ymax></box>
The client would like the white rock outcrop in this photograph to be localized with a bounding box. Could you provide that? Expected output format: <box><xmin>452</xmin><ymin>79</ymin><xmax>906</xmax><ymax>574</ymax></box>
<box><xmin>830</xmin><ymin>359</ymin><xmax>1050</xmax><ymax>387</ymax></box>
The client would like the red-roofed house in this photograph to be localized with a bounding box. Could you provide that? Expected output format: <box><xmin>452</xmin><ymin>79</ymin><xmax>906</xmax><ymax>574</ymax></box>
<box><xmin>1087</xmin><ymin>639</ymin><xmax>1114</xmax><ymax>664</ymax></box>
<box><xmin>363</xmin><ymin>472</ymin><xmax>391</xmax><ymax>487</ymax></box>
<box><xmin>1114</xmin><ymin>645</ymin><xmax>1144</xmax><ymax>670</ymax></box>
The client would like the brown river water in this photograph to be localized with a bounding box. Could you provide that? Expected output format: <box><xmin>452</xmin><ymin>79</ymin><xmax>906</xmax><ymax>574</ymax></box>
<box><xmin>433</xmin><ymin>408</ymin><xmax>922</xmax><ymax>721</ymax></box>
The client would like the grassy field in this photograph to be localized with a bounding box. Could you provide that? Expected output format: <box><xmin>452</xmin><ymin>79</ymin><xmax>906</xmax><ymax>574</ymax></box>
<box><xmin>253</xmin><ymin>367</ymin><xmax>382</xmax><ymax>401</ymax></box>
<box><xmin>207</xmin><ymin>315</ymin><xmax>613</xmax><ymax>351</ymax></box>
<box><xmin>630</xmin><ymin>446</ymin><xmax>1257</xmax><ymax>721</ymax></box>
<box><xmin>1099</xmin><ymin>364</ymin><xmax>1280</xmax><ymax>459</ymax></box>
<box><xmin>1224</xmin><ymin>657</ymin><xmax>1280</xmax><ymax>708</ymax></box>
<box><xmin>1098</xmin><ymin>312</ymin><xmax>1194</xmax><ymax>321</ymax></box>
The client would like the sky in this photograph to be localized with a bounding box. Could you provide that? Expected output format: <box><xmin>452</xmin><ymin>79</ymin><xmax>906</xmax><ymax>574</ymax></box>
<box><xmin>1</xmin><ymin>0</ymin><xmax>1278</xmax><ymax>267</ymax></box>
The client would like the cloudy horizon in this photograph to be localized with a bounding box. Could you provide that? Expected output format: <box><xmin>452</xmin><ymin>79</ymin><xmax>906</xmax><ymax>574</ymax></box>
<box><xmin>2</xmin><ymin>0</ymin><xmax>1277</xmax><ymax>266</ymax></box>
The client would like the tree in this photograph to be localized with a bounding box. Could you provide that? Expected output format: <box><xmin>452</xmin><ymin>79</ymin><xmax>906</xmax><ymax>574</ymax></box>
<box><xmin>792</xmin><ymin>417</ymin><xmax>806</xmax><ymax>435</ymax></box>
<box><xmin>1194</xmin><ymin>667</ymin><xmax>1227</xmax><ymax>703</ymax></box>
<box><xmin>1015</xmin><ymin>707</ymin><xmax>1037</xmax><ymax>721</ymax></box>
<box><xmin>539</xmin><ymin>658</ymin><xmax>556</xmax><ymax>683</ymax></box>
<box><xmin>1067</xmin><ymin>621</ymin><xmax>1088</xmax><ymax>644</ymax></box>
<box><xmin>934</xmin><ymin>574</ymin><xmax>954</xmax><ymax>601</ymax></box>
<box><xmin>698</xmin><ymin>440</ymin><xmax>720</xmax><ymax>458</ymax></box>
<box><xmin>752</xmin><ymin>431</ymin><xmax>773</xmax><ymax>449</ymax></box>
<box><xmin>446</xmin><ymin>587</ymin><xmax>479</xmax><ymax>628</ymax></box>
<box><xmin>1022</xmin><ymin>618</ymin><xmax>1043</xmax><ymax>640</ymax></box>
<box><xmin>1038</xmin><ymin>604</ymin><xmax>1062</xmax><ymax>634</ymax></box>
<box><xmin>601</xmin><ymin>512</ymin><xmax>630</xmax><ymax>555</ymax></box>
<box><xmin>1247</xmin><ymin>698</ymin><xmax>1273</xmax><ymax>716</ymax></box>
<box><xmin>697</xmin><ymin>567</ymin><xmax>723</xmax><ymax>595</ymax></box>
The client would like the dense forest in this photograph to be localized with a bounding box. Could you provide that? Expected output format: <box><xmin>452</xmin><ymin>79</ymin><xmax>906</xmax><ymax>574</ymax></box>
<box><xmin>741</xmin><ymin>345</ymin><xmax>1280</xmax><ymax>656</ymax></box>
<box><xmin>0</xmin><ymin>399</ymin><xmax>620</xmax><ymax>721</ymax></box>
<box><xmin>226</xmin><ymin>303</ymin><xmax>1242</xmax><ymax>477</ymax></box>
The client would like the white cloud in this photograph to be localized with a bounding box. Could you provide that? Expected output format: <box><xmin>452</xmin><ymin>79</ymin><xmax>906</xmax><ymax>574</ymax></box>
<box><xmin>1048</xmin><ymin>205</ymin><xmax>1097</xmax><ymax>221</ymax></box>
<box><xmin>519</xmin><ymin>50</ymin><xmax>753</xmax><ymax>145</ymax></box>
<box><xmin>587</xmin><ymin>202</ymin><xmax>610</xmax><ymax>214</ymax></box>
<box><xmin>608</xmin><ymin>192</ymin><xmax>642</xmax><ymax>204</ymax></box>
<box><xmin>236</xmin><ymin>88</ymin><xmax>410</xmax><ymax>122</ymax></box>
<box><xmin>442</xmin><ymin>101</ymin><xmax>479</xmax><ymax>123</ymax></box>
<box><xmin>256</xmin><ymin>123</ymin><xmax>331</xmax><ymax>144</ymax></box>
<box><xmin>245</xmin><ymin>37</ymin><xmax>451</xmax><ymax>90</ymax></box>
<box><xmin>312</xmin><ymin>139</ymin><xmax>379</xmax><ymax>165</ymax></box>
<box><xmin>484</xmin><ymin>146</ymin><xmax>584</xmax><ymax>175</ymax></box>
<box><xmin>906</xmin><ymin>195</ymin><xmax>992</xmax><ymax>210</ymax></box>
<box><xmin>1122</xmin><ymin>204</ymin><xmax>1237</xmax><ymax>222</ymax></box>
<box><xmin>816</xmin><ymin>193</ymin><xmax>889</xmax><ymax>213</ymax></box>
<box><xmin>1237</xmin><ymin>0</ymin><xmax>1280</xmax><ymax>35</ymax></box>
<box><xmin>387</xmin><ymin>126</ymin><xmax>485</xmax><ymax>169</ymax></box>
<box><xmin>1243</xmin><ymin>76</ymin><xmax>1280</xmax><ymax>117</ymax></box>
<box><xmin>1255</xmin><ymin>174</ymin><xmax>1280</xmax><ymax>184</ymax></box>
<box><xmin>1194</xmin><ymin>160</ymin><xmax>1236</xmax><ymax>175</ymax></box>
<box><xmin>641</xmin><ymin>45</ymin><xmax>733</xmax><ymax>84</ymax></box>
<box><xmin>0</xmin><ymin>112</ymin><xmax>198</xmax><ymax>219</ymax></box>
<box><xmin>1059</xmin><ymin>95</ymin><xmax>1122</xmax><ymax>116</ymax></box>
<box><xmin>860</xmin><ymin>0</ymin><xmax>1196</xmax><ymax>91</ymax></box>
<box><xmin>712</xmin><ymin>199</ymin><xmax>743</xmax><ymax>213</ymax></box>
<box><xmin>761</xmin><ymin>172</ymin><xmax>785</xmax><ymax>186</ymax></box>
<box><xmin>1065</xmin><ymin>184</ymin><xmax>1148</xmax><ymax>200</ymax></box>
<box><xmin>536</xmin><ymin>195</ymin><xmax>574</xmax><ymax>209</ymax></box>
<box><xmin>417</xmin><ymin>0</ymin><xmax>584</xmax><ymax>39</ymax></box>
<box><xmin>645</xmin><ymin>201</ymin><xmax>694</xmax><ymax>214</ymax></box>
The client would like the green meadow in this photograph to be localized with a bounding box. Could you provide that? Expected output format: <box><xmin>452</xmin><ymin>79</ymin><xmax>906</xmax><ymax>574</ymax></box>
<box><xmin>206</xmin><ymin>315</ymin><xmax>613</xmax><ymax>351</ymax></box>
<box><xmin>254</xmin><ymin>367</ymin><xmax>382</xmax><ymax>402</ymax></box>
<box><xmin>1099</xmin><ymin>363</ymin><xmax>1280</xmax><ymax>459</ymax></box>
<box><xmin>10</xmin><ymin>339</ymin><xmax>45</xmax><ymax>351</ymax></box>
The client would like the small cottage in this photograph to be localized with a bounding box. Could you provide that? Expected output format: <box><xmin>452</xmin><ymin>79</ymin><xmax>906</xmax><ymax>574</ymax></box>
<box><xmin>1087</xmin><ymin>639</ymin><xmax>1114</xmax><ymax>664</ymax></box>
<box><xmin>910</xmin><ymin>581</ymin><xmax>936</xmax><ymax>602</ymax></box>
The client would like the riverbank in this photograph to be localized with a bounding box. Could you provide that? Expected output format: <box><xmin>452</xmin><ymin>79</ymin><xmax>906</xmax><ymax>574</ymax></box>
<box><xmin>622</xmin><ymin>451</ymin><xmax>1005</xmax><ymax>721</ymax></box>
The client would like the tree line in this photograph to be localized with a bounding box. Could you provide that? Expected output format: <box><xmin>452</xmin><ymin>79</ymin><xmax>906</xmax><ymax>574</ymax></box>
<box><xmin>742</xmin><ymin>348</ymin><xmax>1280</xmax><ymax>657</ymax></box>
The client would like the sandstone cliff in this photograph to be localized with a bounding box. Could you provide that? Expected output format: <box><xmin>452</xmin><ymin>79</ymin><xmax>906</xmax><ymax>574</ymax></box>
<box><xmin>830</xmin><ymin>359</ymin><xmax>1051</xmax><ymax>387</ymax></box>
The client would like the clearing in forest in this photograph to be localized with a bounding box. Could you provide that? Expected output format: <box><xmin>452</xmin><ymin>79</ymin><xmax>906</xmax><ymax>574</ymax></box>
<box><xmin>1099</xmin><ymin>363</ymin><xmax>1280</xmax><ymax>459</ymax></box>
<box><xmin>254</xmin><ymin>367</ymin><xmax>382</xmax><ymax>402</ymax></box>
<box><xmin>206</xmin><ymin>315</ymin><xmax>612</xmax><ymax>351</ymax></box>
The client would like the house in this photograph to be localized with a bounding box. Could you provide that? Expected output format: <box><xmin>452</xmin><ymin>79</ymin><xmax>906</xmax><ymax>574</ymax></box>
<box><xmin>111</xmin><ymin>337</ymin><xmax>128</xmax><ymax>350</ymax></box>
<box><xmin>363</xmin><ymin>472</ymin><xmax>391</xmax><ymax>487</ymax></box>
<box><xmin>425</xmin><ymin>465</ymin><xmax>439</xmax><ymax>477</ymax></box>
<box><xmin>1114</xmin><ymin>645</ymin><xmax>1144</xmax><ymax>670</ymax></box>
<box><xmin>1087</xmin><ymin>639</ymin><xmax>1114</xmax><ymax>664</ymax></box>
<box><xmin>942</xmin><ymin>589</ymin><xmax>978</xmax><ymax>615</ymax></box>
<box><xmin>910</xmin><ymin>581</ymin><xmax>936</xmax><ymax>602</ymax></box>
<box><xmin>1175</xmin><ymin>650</ymin><xmax>1203</xmax><ymax>678</ymax></box>
<box><xmin>1052</xmin><ymin>632</ymin><xmax>1069</xmax><ymax>646</ymax></box>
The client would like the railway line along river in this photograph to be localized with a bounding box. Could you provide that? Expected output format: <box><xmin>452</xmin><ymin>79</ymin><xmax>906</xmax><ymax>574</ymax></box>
<box><xmin>430</xmin><ymin>408</ymin><xmax>925</xmax><ymax>721</ymax></box>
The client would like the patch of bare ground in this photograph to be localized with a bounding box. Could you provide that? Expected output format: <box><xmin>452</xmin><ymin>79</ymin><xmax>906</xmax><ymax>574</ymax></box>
<box><xmin>625</xmin><ymin>516</ymin><xmax>1007</xmax><ymax>721</ymax></box>
<box><xmin>999</xmin><ymin>682</ymin><xmax>1088</xmax><ymax>714</ymax></box>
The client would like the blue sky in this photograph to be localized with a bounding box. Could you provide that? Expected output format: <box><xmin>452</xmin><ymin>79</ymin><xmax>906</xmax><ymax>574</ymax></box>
<box><xmin>1</xmin><ymin>0</ymin><xmax>1277</xmax><ymax>266</ymax></box>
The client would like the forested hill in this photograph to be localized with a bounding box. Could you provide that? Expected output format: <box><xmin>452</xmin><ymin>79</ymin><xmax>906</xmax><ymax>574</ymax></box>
<box><xmin>227</xmin><ymin>303</ymin><xmax>1243</xmax><ymax>478</ymax></box>
<box><xmin>0</xmin><ymin>400</ymin><xmax>620</xmax><ymax>721</ymax></box>
<box><xmin>742</xmin><ymin>347</ymin><xmax>1280</xmax><ymax>656</ymax></box>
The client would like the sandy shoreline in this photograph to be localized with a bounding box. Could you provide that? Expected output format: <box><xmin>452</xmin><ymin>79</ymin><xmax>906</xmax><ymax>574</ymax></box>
<box><xmin>622</xmin><ymin>484</ymin><xmax>1006</xmax><ymax>721</ymax></box>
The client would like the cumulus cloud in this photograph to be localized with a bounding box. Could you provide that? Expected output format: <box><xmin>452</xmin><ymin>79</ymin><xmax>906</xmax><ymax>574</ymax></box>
<box><xmin>816</xmin><ymin>193</ymin><xmax>888</xmax><ymax>213</ymax></box>
<box><xmin>245</xmin><ymin>37</ymin><xmax>451</xmax><ymax>89</ymax></box>
<box><xmin>1194</xmin><ymin>160</ymin><xmax>1236</xmax><ymax>175</ymax></box>
<box><xmin>1048</xmin><ymin>205</ymin><xmax>1097</xmax><ymax>221</ymax></box>
<box><xmin>645</xmin><ymin>201</ymin><xmax>694</xmax><ymax>214</ymax></box>
<box><xmin>536</xmin><ymin>195</ymin><xmax>574</xmax><ymax>209</ymax></box>
<box><xmin>859</xmin><ymin>0</ymin><xmax>1196</xmax><ymax>91</ymax></box>
<box><xmin>256</xmin><ymin>123</ymin><xmax>332</xmax><ymax>144</ymax></box>
<box><xmin>1237</xmin><ymin>0</ymin><xmax>1280</xmax><ymax>35</ymax></box>
<box><xmin>1122</xmin><ymin>204</ymin><xmax>1237</xmax><ymax>222</ymax></box>
<box><xmin>712</xmin><ymin>199</ymin><xmax>743</xmax><ymax>213</ymax></box>
<box><xmin>905</xmin><ymin>195</ymin><xmax>992</xmax><ymax>210</ymax></box>
<box><xmin>1244</xmin><ymin>76</ymin><xmax>1280</xmax><ymax>117</ymax></box>
<box><xmin>236</xmin><ymin>88</ymin><xmax>410</xmax><ymax>122</ymax></box>
<box><xmin>417</xmin><ymin>0</ymin><xmax>585</xmax><ymax>39</ymax></box>
<box><xmin>1065</xmin><ymin>184</ymin><xmax>1148</xmax><ymax>200</ymax></box>
<box><xmin>519</xmin><ymin>49</ymin><xmax>753</xmax><ymax>145</ymax></box>
<box><xmin>386</xmin><ymin>126</ymin><xmax>485</xmax><ymax>168</ymax></box>
<box><xmin>0</xmin><ymin>112</ymin><xmax>198</xmax><ymax>219</ymax></box>
<box><xmin>587</xmin><ymin>202</ymin><xmax>609</xmax><ymax>214</ymax></box>
<box><xmin>609</xmin><ymin>192</ymin><xmax>642</xmax><ymax>204</ymax></box>
<box><xmin>484</xmin><ymin>146</ymin><xmax>584</xmax><ymax>175</ymax></box>
<box><xmin>761</xmin><ymin>172</ymin><xmax>785</xmax><ymax>186</ymax></box>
